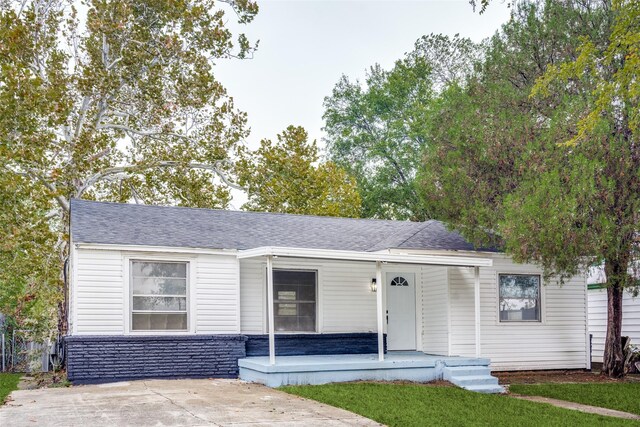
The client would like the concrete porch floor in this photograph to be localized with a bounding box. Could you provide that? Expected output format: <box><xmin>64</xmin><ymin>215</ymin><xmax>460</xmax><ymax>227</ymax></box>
<box><xmin>239</xmin><ymin>352</ymin><xmax>496</xmax><ymax>389</ymax></box>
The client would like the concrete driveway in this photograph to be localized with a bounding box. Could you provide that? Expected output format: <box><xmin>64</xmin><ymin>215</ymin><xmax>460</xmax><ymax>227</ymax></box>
<box><xmin>0</xmin><ymin>379</ymin><xmax>380</xmax><ymax>426</ymax></box>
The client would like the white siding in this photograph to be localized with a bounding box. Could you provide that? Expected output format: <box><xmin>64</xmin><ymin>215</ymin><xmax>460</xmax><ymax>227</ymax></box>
<box><xmin>196</xmin><ymin>255</ymin><xmax>240</xmax><ymax>333</ymax></box>
<box><xmin>239</xmin><ymin>258</ymin><xmax>378</xmax><ymax>334</ymax></box>
<box><xmin>72</xmin><ymin>248</ymin><xmax>240</xmax><ymax>335</ymax></box>
<box><xmin>448</xmin><ymin>266</ymin><xmax>476</xmax><ymax>357</ymax></box>
<box><xmin>239</xmin><ymin>259</ymin><xmax>264</xmax><ymax>333</ymax></box>
<box><xmin>589</xmin><ymin>287</ymin><xmax>640</xmax><ymax>363</ymax></box>
<box><xmin>73</xmin><ymin>245</ymin><xmax>590</xmax><ymax>371</ymax></box>
<box><xmin>449</xmin><ymin>256</ymin><xmax>588</xmax><ymax>371</ymax></box>
<box><xmin>420</xmin><ymin>266</ymin><xmax>449</xmax><ymax>355</ymax></box>
<box><xmin>74</xmin><ymin>248</ymin><xmax>125</xmax><ymax>334</ymax></box>
<box><xmin>321</xmin><ymin>260</ymin><xmax>377</xmax><ymax>333</ymax></box>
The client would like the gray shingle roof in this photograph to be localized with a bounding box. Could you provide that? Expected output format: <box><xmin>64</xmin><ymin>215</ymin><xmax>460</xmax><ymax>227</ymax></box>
<box><xmin>70</xmin><ymin>199</ymin><xmax>498</xmax><ymax>253</ymax></box>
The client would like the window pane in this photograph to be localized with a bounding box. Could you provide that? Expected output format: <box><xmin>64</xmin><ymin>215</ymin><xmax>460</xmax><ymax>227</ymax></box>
<box><xmin>297</xmin><ymin>316</ymin><xmax>315</xmax><ymax>332</ymax></box>
<box><xmin>131</xmin><ymin>261</ymin><xmax>189</xmax><ymax>331</ymax></box>
<box><xmin>499</xmin><ymin>274</ymin><xmax>540</xmax><ymax>322</ymax></box>
<box><xmin>274</xmin><ymin>316</ymin><xmax>298</xmax><ymax>331</ymax></box>
<box><xmin>276</xmin><ymin>290</ymin><xmax>297</xmax><ymax>301</ymax></box>
<box><xmin>132</xmin><ymin>277</ymin><xmax>187</xmax><ymax>296</ymax></box>
<box><xmin>277</xmin><ymin>303</ymin><xmax>297</xmax><ymax>316</ymax></box>
<box><xmin>132</xmin><ymin>262</ymin><xmax>187</xmax><ymax>278</ymax></box>
<box><xmin>273</xmin><ymin>270</ymin><xmax>316</xmax><ymax>285</ymax></box>
<box><xmin>272</xmin><ymin>270</ymin><xmax>316</xmax><ymax>332</ymax></box>
<box><xmin>297</xmin><ymin>302</ymin><xmax>315</xmax><ymax>317</ymax></box>
<box><xmin>133</xmin><ymin>296</ymin><xmax>187</xmax><ymax>311</ymax></box>
<box><xmin>132</xmin><ymin>313</ymin><xmax>187</xmax><ymax>330</ymax></box>
<box><xmin>297</xmin><ymin>282</ymin><xmax>316</xmax><ymax>302</ymax></box>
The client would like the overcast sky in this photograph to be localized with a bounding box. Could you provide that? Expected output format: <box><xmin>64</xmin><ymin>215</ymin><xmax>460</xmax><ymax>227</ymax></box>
<box><xmin>216</xmin><ymin>0</ymin><xmax>512</xmax><ymax>152</ymax></box>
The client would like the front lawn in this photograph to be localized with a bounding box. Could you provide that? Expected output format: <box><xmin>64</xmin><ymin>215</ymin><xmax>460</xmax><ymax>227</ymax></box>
<box><xmin>510</xmin><ymin>383</ymin><xmax>640</xmax><ymax>416</ymax></box>
<box><xmin>281</xmin><ymin>383</ymin><xmax>638</xmax><ymax>426</ymax></box>
<box><xmin>0</xmin><ymin>373</ymin><xmax>21</xmax><ymax>404</ymax></box>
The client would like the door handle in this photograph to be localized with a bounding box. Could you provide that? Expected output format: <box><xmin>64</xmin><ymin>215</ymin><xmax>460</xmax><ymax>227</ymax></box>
<box><xmin>386</xmin><ymin>310</ymin><xmax>388</xmax><ymax>324</ymax></box>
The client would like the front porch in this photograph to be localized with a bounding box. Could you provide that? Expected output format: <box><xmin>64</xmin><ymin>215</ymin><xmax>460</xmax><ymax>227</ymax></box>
<box><xmin>239</xmin><ymin>352</ymin><xmax>505</xmax><ymax>393</ymax></box>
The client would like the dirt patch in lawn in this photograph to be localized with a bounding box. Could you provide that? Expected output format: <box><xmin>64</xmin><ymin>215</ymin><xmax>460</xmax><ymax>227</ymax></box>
<box><xmin>18</xmin><ymin>371</ymin><xmax>70</xmax><ymax>390</ymax></box>
<box><xmin>496</xmin><ymin>370</ymin><xmax>640</xmax><ymax>385</ymax></box>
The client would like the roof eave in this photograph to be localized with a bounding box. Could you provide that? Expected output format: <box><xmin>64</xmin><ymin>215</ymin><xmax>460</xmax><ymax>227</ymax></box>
<box><xmin>236</xmin><ymin>246</ymin><xmax>493</xmax><ymax>267</ymax></box>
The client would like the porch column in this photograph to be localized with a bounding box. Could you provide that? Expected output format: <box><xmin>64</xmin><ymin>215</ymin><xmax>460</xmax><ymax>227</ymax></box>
<box><xmin>376</xmin><ymin>261</ymin><xmax>384</xmax><ymax>361</ymax></box>
<box><xmin>266</xmin><ymin>255</ymin><xmax>276</xmax><ymax>365</ymax></box>
<box><xmin>474</xmin><ymin>266</ymin><xmax>481</xmax><ymax>358</ymax></box>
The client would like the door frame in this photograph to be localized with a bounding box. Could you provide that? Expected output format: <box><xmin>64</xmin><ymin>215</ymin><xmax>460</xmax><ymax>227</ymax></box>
<box><xmin>383</xmin><ymin>266</ymin><xmax>422</xmax><ymax>351</ymax></box>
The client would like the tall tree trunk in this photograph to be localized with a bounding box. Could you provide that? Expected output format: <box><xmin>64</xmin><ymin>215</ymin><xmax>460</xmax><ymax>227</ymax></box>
<box><xmin>602</xmin><ymin>257</ymin><xmax>626</xmax><ymax>378</ymax></box>
<box><xmin>57</xmin><ymin>210</ymin><xmax>70</xmax><ymax>337</ymax></box>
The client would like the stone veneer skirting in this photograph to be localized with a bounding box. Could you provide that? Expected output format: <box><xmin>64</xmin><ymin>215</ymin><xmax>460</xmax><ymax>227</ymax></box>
<box><xmin>65</xmin><ymin>335</ymin><xmax>247</xmax><ymax>384</ymax></box>
<box><xmin>65</xmin><ymin>333</ymin><xmax>384</xmax><ymax>384</ymax></box>
<box><xmin>245</xmin><ymin>333</ymin><xmax>384</xmax><ymax>357</ymax></box>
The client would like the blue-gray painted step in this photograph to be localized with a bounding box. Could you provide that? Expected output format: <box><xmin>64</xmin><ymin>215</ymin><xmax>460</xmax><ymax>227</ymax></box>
<box><xmin>443</xmin><ymin>365</ymin><xmax>491</xmax><ymax>378</ymax></box>
<box><xmin>442</xmin><ymin>366</ymin><xmax>505</xmax><ymax>394</ymax></box>
<box><xmin>465</xmin><ymin>384</ymin><xmax>506</xmax><ymax>394</ymax></box>
<box><xmin>450</xmin><ymin>375</ymin><xmax>499</xmax><ymax>387</ymax></box>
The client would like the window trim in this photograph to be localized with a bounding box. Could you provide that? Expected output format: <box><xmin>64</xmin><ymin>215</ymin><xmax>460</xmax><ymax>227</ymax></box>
<box><xmin>124</xmin><ymin>254</ymin><xmax>196</xmax><ymax>335</ymax></box>
<box><xmin>497</xmin><ymin>272</ymin><xmax>542</xmax><ymax>323</ymax></box>
<box><xmin>265</xmin><ymin>267</ymin><xmax>319</xmax><ymax>334</ymax></box>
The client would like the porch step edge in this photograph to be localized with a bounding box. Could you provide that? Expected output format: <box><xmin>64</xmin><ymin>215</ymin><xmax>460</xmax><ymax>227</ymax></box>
<box><xmin>464</xmin><ymin>384</ymin><xmax>506</xmax><ymax>394</ymax></box>
<box><xmin>442</xmin><ymin>366</ymin><xmax>491</xmax><ymax>379</ymax></box>
<box><xmin>450</xmin><ymin>375</ymin><xmax>499</xmax><ymax>387</ymax></box>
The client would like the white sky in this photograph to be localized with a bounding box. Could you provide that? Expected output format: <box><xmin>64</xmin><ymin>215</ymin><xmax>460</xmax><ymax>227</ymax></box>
<box><xmin>216</xmin><ymin>0</ymin><xmax>512</xmax><ymax>152</ymax></box>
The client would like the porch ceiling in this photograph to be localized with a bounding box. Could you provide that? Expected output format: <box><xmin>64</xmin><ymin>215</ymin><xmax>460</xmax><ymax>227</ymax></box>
<box><xmin>236</xmin><ymin>246</ymin><xmax>492</xmax><ymax>267</ymax></box>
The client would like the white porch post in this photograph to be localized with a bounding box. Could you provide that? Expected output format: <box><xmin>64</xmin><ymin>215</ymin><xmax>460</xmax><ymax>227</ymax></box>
<box><xmin>266</xmin><ymin>255</ymin><xmax>276</xmax><ymax>365</ymax></box>
<box><xmin>474</xmin><ymin>266</ymin><xmax>481</xmax><ymax>358</ymax></box>
<box><xmin>376</xmin><ymin>261</ymin><xmax>384</xmax><ymax>361</ymax></box>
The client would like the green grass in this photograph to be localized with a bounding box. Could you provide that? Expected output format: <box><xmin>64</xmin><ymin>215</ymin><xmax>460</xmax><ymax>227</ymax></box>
<box><xmin>510</xmin><ymin>383</ymin><xmax>640</xmax><ymax>416</ymax></box>
<box><xmin>281</xmin><ymin>383</ymin><xmax>640</xmax><ymax>426</ymax></box>
<box><xmin>0</xmin><ymin>373</ymin><xmax>21</xmax><ymax>404</ymax></box>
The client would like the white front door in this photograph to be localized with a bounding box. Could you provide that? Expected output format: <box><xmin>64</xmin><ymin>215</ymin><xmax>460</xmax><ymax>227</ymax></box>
<box><xmin>386</xmin><ymin>272</ymin><xmax>417</xmax><ymax>351</ymax></box>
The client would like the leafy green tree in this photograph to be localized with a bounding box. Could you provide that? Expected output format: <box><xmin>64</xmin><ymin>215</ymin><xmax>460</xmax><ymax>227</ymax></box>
<box><xmin>422</xmin><ymin>0</ymin><xmax>637</xmax><ymax>377</ymax></box>
<box><xmin>519</xmin><ymin>0</ymin><xmax>639</xmax><ymax>377</ymax></box>
<box><xmin>0</xmin><ymin>0</ymin><xmax>258</xmax><ymax>335</ymax></box>
<box><xmin>323</xmin><ymin>34</ymin><xmax>479</xmax><ymax>220</ymax></box>
<box><xmin>421</xmin><ymin>0</ymin><xmax>611</xmax><ymax>245</ymax></box>
<box><xmin>237</xmin><ymin>126</ymin><xmax>361</xmax><ymax>218</ymax></box>
<box><xmin>0</xmin><ymin>171</ymin><xmax>59</xmax><ymax>341</ymax></box>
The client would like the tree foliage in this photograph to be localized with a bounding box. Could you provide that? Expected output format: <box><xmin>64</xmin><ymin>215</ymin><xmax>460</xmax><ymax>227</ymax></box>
<box><xmin>323</xmin><ymin>34</ymin><xmax>479</xmax><ymax>220</ymax></box>
<box><xmin>421</xmin><ymin>0</ymin><xmax>612</xmax><ymax>247</ymax></box>
<box><xmin>422</xmin><ymin>0</ymin><xmax>637</xmax><ymax>377</ymax></box>
<box><xmin>237</xmin><ymin>126</ymin><xmax>361</xmax><ymax>218</ymax></box>
<box><xmin>0</xmin><ymin>0</ymin><xmax>258</xmax><ymax>334</ymax></box>
<box><xmin>0</xmin><ymin>172</ymin><xmax>59</xmax><ymax>340</ymax></box>
<box><xmin>513</xmin><ymin>0</ymin><xmax>639</xmax><ymax>377</ymax></box>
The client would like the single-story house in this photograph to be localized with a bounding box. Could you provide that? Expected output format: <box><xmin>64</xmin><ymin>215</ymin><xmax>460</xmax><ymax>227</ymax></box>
<box><xmin>588</xmin><ymin>266</ymin><xmax>640</xmax><ymax>363</ymax></box>
<box><xmin>66</xmin><ymin>199</ymin><xmax>589</xmax><ymax>393</ymax></box>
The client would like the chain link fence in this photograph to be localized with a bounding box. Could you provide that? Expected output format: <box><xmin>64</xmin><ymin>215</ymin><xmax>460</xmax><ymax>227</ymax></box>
<box><xmin>1</xmin><ymin>329</ymin><xmax>49</xmax><ymax>372</ymax></box>
<box><xmin>0</xmin><ymin>316</ymin><xmax>63</xmax><ymax>373</ymax></box>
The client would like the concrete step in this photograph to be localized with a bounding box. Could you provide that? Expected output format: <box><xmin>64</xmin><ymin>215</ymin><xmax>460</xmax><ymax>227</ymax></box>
<box><xmin>442</xmin><ymin>365</ymin><xmax>490</xmax><ymax>379</ymax></box>
<box><xmin>450</xmin><ymin>375</ymin><xmax>499</xmax><ymax>387</ymax></box>
<box><xmin>465</xmin><ymin>384</ymin><xmax>506</xmax><ymax>394</ymax></box>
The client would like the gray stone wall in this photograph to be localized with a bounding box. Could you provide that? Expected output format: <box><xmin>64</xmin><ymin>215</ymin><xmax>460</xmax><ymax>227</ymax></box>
<box><xmin>245</xmin><ymin>333</ymin><xmax>385</xmax><ymax>357</ymax></box>
<box><xmin>66</xmin><ymin>335</ymin><xmax>246</xmax><ymax>384</ymax></box>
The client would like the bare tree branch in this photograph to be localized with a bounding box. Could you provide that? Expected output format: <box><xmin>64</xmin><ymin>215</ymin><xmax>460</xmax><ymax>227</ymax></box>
<box><xmin>4</xmin><ymin>165</ymin><xmax>70</xmax><ymax>211</ymax></box>
<box><xmin>76</xmin><ymin>160</ymin><xmax>244</xmax><ymax>198</ymax></box>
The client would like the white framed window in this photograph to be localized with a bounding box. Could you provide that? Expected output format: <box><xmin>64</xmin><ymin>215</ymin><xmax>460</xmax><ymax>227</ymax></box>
<box><xmin>498</xmin><ymin>273</ymin><xmax>541</xmax><ymax>322</ymax></box>
<box><xmin>272</xmin><ymin>269</ymin><xmax>317</xmax><ymax>332</ymax></box>
<box><xmin>130</xmin><ymin>260</ymin><xmax>189</xmax><ymax>331</ymax></box>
